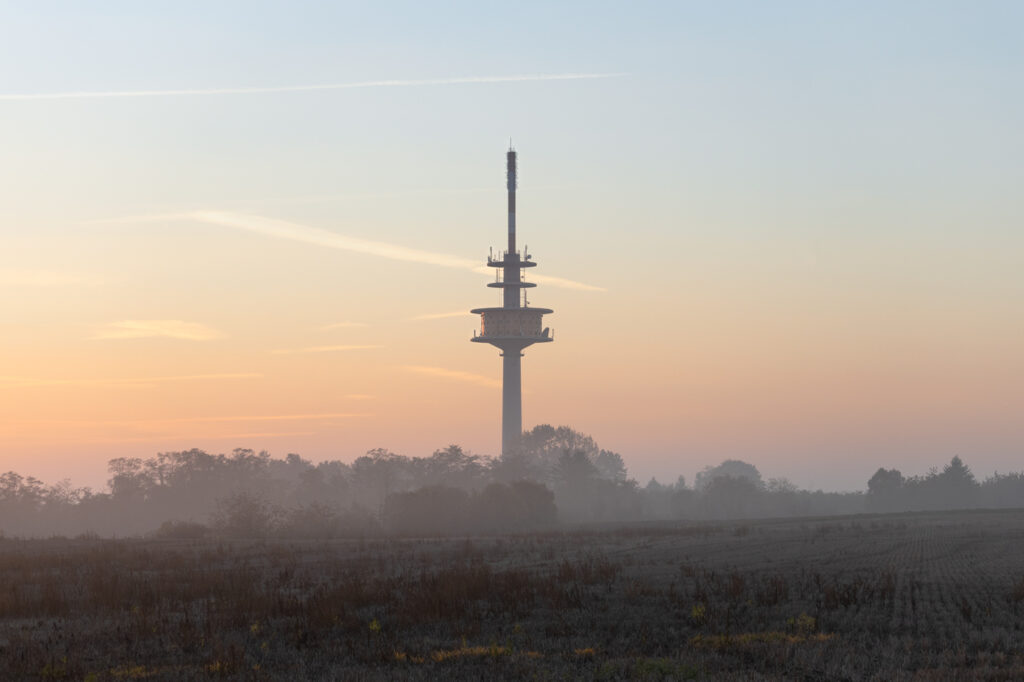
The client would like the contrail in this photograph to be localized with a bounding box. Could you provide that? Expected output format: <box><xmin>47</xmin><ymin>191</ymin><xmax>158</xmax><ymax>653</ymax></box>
<box><xmin>193</xmin><ymin>210</ymin><xmax>481</xmax><ymax>270</ymax></box>
<box><xmin>186</xmin><ymin>211</ymin><xmax>605</xmax><ymax>292</ymax></box>
<box><xmin>94</xmin><ymin>210</ymin><xmax>605</xmax><ymax>291</ymax></box>
<box><xmin>0</xmin><ymin>73</ymin><xmax>623</xmax><ymax>101</ymax></box>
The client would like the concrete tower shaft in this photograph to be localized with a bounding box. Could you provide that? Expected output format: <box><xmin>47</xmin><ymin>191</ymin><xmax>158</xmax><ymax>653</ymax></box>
<box><xmin>471</xmin><ymin>147</ymin><xmax>553</xmax><ymax>456</ymax></box>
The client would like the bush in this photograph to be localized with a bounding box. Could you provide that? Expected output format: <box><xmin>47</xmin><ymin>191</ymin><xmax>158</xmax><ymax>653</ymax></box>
<box><xmin>211</xmin><ymin>491</ymin><xmax>279</xmax><ymax>538</ymax></box>
<box><xmin>153</xmin><ymin>520</ymin><xmax>209</xmax><ymax>539</ymax></box>
<box><xmin>384</xmin><ymin>485</ymin><xmax>470</xmax><ymax>535</ymax></box>
<box><xmin>278</xmin><ymin>503</ymin><xmax>341</xmax><ymax>538</ymax></box>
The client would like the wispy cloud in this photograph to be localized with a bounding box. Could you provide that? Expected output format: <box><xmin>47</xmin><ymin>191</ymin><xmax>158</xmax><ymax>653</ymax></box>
<box><xmin>31</xmin><ymin>412</ymin><xmax>370</xmax><ymax>426</ymax></box>
<box><xmin>77</xmin><ymin>431</ymin><xmax>318</xmax><ymax>444</ymax></box>
<box><xmin>411</xmin><ymin>311</ymin><xmax>471</xmax><ymax>321</ymax></box>
<box><xmin>271</xmin><ymin>344</ymin><xmax>382</xmax><ymax>355</ymax></box>
<box><xmin>92</xmin><ymin>319</ymin><xmax>223</xmax><ymax>341</ymax></box>
<box><xmin>0</xmin><ymin>373</ymin><xmax>261</xmax><ymax>389</ymax></box>
<box><xmin>132</xmin><ymin>211</ymin><xmax>604</xmax><ymax>292</ymax></box>
<box><xmin>0</xmin><ymin>73</ymin><xmax>623</xmax><ymax>102</ymax></box>
<box><xmin>91</xmin><ymin>185</ymin><xmax>574</xmax><ymax>212</ymax></box>
<box><xmin>194</xmin><ymin>211</ymin><xmax>481</xmax><ymax>269</ymax></box>
<box><xmin>401</xmin><ymin>365</ymin><xmax>500</xmax><ymax>388</ymax></box>
<box><xmin>321</xmin><ymin>321</ymin><xmax>369</xmax><ymax>330</ymax></box>
<box><xmin>529</xmin><ymin>273</ymin><xmax>605</xmax><ymax>290</ymax></box>
<box><xmin>168</xmin><ymin>412</ymin><xmax>370</xmax><ymax>423</ymax></box>
<box><xmin>0</xmin><ymin>269</ymin><xmax>97</xmax><ymax>287</ymax></box>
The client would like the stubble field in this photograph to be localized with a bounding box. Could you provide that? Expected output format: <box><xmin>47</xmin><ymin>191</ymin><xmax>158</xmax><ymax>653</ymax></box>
<box><xmin>2</xmin><ymin>509</ymin><xmax>1024</xmax><ymax>680</ymax></box>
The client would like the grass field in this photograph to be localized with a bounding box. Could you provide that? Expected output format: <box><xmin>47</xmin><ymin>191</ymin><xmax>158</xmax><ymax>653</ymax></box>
<box><xmin>2</xmin><ymin>509</ymin><xmax>1024</xmax><ymax>680</ymax></box>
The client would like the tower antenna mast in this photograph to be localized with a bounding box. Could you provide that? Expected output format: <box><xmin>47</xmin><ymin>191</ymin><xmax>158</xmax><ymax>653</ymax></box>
<box><xmin>471</xmin><ymin>146</ymin><xmax>553</xmax><ymax>456</ymax></box>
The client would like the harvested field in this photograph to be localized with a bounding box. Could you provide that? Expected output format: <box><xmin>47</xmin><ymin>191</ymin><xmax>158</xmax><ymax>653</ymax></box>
<box><xmin>2</xmin><ymin>509</ymin><xmax>1024</xmax><ymax>680</ymax></box>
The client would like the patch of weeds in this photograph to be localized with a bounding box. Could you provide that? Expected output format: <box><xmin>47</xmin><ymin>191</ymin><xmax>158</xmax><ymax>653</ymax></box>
<box><xmin>786</xmin><ymin>612</ymin><xmax>817</xmax><ymax>635</ymax></box>
<box><xmin>691</xmin><ymin>631</ymin><xmax>836</xmax><ymax>650</ymax></box>
<box><xmin>634</xmin><ymin>657</ymin><xmax>699</xmax><ymax>680</ymax></box>
<box><xmin>110</xmin><ymin>665</ymin><xmax>158</xmax><ymax>679</ymax></box>
<box><xmin>40</xmin><ymin>657</ymin><xmax>69</xmax><ymax>680</ymax></box>
<box><xmin>429</xmin><ymin>644</ymin><xmax>511</xmax><ymax>662</ymax></box>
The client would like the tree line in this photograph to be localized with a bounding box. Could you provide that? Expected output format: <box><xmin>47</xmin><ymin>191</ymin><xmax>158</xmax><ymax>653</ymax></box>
<box><xmin>866</xmin><ymin>456</ymin><xmax>1024</xmax><ymax>513</ymax></box>
<box><xmin>1</xmin><ymin>425</ymin><xmax>1022</xmax><ymax>537</ymax></box>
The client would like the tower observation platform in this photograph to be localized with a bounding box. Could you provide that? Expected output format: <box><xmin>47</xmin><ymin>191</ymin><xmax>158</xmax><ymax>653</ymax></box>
<box><xmin>471</xmin><ymin>147</ymin><xmax>552</xmax><ymax>456</ymax></box>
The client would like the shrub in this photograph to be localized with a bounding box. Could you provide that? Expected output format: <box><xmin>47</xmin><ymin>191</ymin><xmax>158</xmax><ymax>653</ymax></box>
<box><xmin>278</xmin><ymin>503</ymin><xmax>341</xmax><ymax>538</ymax></box>
<box><xmin>153</xmin><ymin>520</ymin><xmax>209</xmax><ymax>539</ymax></box>
<box><xmin>211</xmin><ymin>491</ymin><xmax>279</xmax><ymax>538</ymax></box>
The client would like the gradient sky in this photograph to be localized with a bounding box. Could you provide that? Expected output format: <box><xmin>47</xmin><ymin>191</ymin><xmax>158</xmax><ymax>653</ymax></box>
<box><xmin>1</xmin><ymin>1</ymin><xmax>1022</xmax><ymax>491</ymax></box>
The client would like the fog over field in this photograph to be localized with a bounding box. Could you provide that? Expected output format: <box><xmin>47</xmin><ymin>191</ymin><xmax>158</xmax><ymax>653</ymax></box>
<box><xmin>2</xmin><ymin>425</ymin><xmax>1021</xmax><ymax>539</ymax></box>
<box><xmin>4</xmin><ymin>510</ymin><xmax>1024</xmax><ymax>680</ymax></box>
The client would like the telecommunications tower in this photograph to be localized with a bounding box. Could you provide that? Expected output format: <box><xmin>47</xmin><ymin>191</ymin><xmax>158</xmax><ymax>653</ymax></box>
<box><xmin>471</xmin><ymin>146</ymin><xmax>553</xmax><ymax>456</ymax></box>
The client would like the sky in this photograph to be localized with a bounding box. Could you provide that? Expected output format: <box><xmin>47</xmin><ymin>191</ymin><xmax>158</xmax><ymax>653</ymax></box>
<box><xmin>1</xmin><ymin>1</ymin><xmax>1022</xmax><ymax>492</ymax></box>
